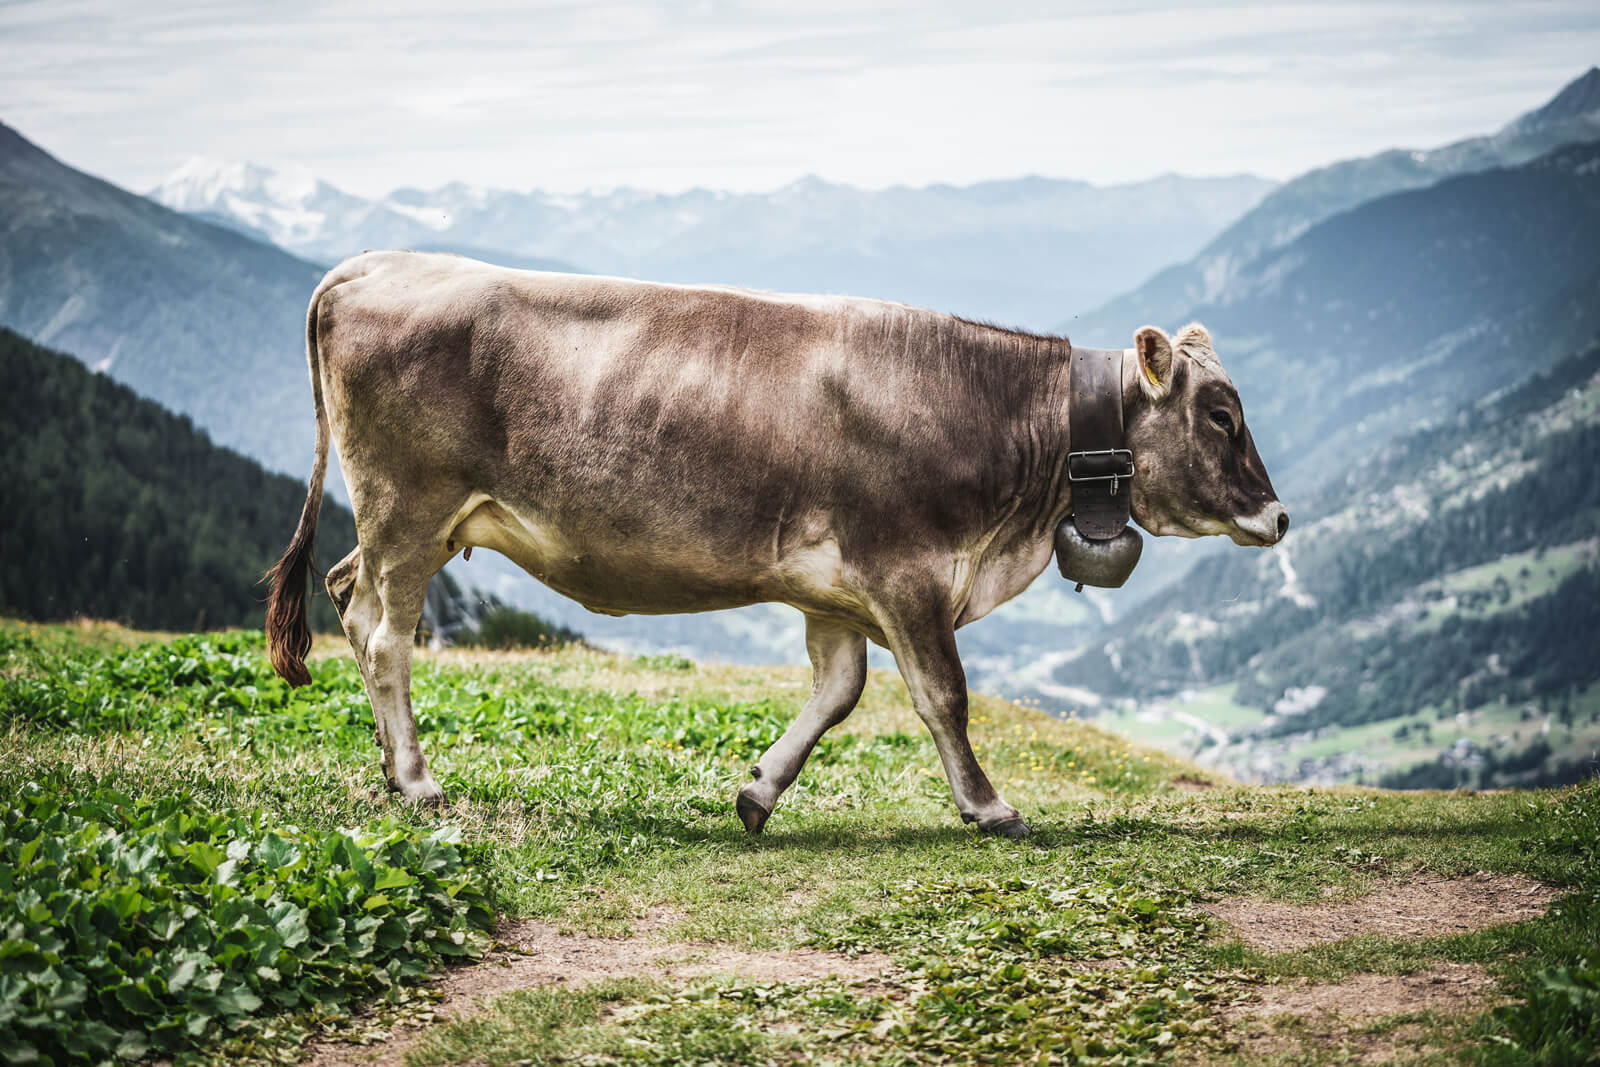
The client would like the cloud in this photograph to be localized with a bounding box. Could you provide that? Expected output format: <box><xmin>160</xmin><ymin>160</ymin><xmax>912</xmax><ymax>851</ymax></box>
<box><xmin>1</xmin><ymin>0</ymin><xmax>1595</xmax><ymax>196</ymax></box>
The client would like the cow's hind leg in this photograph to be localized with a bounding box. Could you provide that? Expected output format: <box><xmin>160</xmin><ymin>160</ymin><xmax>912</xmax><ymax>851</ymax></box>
<box><xmin>326</xmin><ymin>547</ymin><xmax>383</xmax><ymax>754</ymax></box>
<box><xmin>737</xmin><ymin>616</ymin><xmax>867</xmax><ymax>834</ymax></box>
<box><xmin>334</xmin><ymin>539</ymin><xmax>450</xmax><ymax>804</ymax></box>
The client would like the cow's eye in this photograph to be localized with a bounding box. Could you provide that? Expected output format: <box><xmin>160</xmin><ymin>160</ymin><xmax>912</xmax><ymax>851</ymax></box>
<box><xmin>1209</xmin><ymin>410</ymin><xmax>1235</xmax><ymax>436</ymax></box>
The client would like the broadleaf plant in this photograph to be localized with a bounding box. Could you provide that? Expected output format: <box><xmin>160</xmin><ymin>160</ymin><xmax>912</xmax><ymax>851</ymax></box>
<box><xmin>0</xmin><ymin>774</ymin><xmax>492</xmax><ymax>1065</ymax></box>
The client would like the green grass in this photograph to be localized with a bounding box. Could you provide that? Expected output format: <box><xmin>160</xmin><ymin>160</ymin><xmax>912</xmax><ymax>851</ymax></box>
<box><xmin>1176</xmin><ymin>685</ymin><xmax>1264</xmax><ymax>731</ymax></box>
<box><xmin>1099</xmin><ymin>684</ymin><xmax>1265</xmax><ymax>755</ymax></box>
<box><xmin>1</xmin><ymin>619</ymin><xmax>1597</xmax><ymax>1065</ymax></box>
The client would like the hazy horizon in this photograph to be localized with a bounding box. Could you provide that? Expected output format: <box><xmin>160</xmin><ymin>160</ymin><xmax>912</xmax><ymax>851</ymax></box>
<box><xmin>2</xmin><ymin>1</ymin><xmax>1597</xmax><ymax>199</ymax></box>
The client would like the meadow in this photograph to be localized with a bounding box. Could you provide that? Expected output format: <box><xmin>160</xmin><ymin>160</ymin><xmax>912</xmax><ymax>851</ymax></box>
<box><xmin>1</xmin><ymin>619</ymin><xmax>1596</xmax><ymax>1065</ymax></box>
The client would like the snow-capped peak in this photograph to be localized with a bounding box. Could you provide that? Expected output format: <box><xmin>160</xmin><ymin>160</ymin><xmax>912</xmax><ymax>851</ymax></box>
<box><xmin>152</xmin><ymin>156</ymin><xmax>319</xmax><ymax>211</ymax></box>
<box><xmin>148</xmin><ymin>157</ymin><xmax>363</xmax><ymax>248</ymax></box>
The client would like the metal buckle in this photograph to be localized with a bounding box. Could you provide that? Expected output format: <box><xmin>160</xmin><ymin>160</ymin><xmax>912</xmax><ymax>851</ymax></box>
<box><xmin>1068</xmin><ymin>449</ymin><xmax>1136</xmax><ymax>496</ymax></box>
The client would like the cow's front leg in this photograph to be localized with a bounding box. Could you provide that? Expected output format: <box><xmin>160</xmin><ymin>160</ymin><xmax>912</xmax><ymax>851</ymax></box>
<box><xmin>881</xmin><ymin>601</ymin><xmax>1028</xmax><ymax>837</ymax></box>
<box><xmin>737</xmin><ymin>616</ymin><xmax>866</xmax><ymax>834</ymax></box>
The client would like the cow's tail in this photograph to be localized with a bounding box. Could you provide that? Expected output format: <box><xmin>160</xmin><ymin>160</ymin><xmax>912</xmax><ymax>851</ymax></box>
<box><xmin>265</xmin><ymin>280</ymin><xmax>336</xmax><ymax>687</ymax></box>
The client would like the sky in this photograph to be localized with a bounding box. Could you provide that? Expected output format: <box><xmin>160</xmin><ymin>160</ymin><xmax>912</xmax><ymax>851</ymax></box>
<box><xmin>1</xmin><ymin>0</ymin><xmax>1597</xmax><ymax>197</ymax></box>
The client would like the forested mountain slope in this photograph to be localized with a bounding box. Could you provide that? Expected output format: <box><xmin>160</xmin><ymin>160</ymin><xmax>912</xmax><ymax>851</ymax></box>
<box><xmin>1095</xmin><ymin>140</ymin><xmax>1600</xmax><ymax>505</ymax></box>
<box><xmin>961</xmin><ymin>136</ymin><xmax>1600</xmax><ymax>698</ymax></box>
<box><xmin>1059</xmin><ymin>339</ymin><xmax>1600</xmax><ymax>789</ymax></box>
<box><xmin>0</xmin><ymin>328</ymin><xmax>353</xmax><ymax>631</ymax></box>
<box><xmin>1205</xmin><ymin>140</ymin><xmax>1600</xmax><ymax>493</ymax></box>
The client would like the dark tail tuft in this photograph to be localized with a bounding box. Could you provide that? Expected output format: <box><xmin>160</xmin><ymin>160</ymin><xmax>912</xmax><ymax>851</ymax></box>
<box><xmin>264</xmin><ymin>498</ymin><xmax>318</xmax><ymax>687</ymax></box>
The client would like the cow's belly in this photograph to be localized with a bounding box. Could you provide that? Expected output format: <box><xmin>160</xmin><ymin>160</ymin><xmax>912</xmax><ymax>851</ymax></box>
<box><xmin>448</xmin><ymin>495</ymin><xmax>849</xmax><ymax>618</ymax></box>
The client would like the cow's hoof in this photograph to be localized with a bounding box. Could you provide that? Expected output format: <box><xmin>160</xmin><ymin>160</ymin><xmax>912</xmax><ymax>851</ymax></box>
<box><xmin>396</xmin><ymin>779</ymin><xmax>448</xmax><ymax>807</ymax></box>
<box><xmin>736</xmin><ymin>790</ymin><xmax>771</xmax><ymax>835</ymax></box>
<box><xmin>981</xmin><ymin>815</ymin><xmax>1032</xmax><ymax>838</ymax></box>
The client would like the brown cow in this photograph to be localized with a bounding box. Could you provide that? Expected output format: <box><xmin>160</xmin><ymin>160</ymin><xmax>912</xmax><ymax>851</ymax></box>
<box><xmin>266</xmin><ymin>251</ymin><xmax>1286</xmax><ymax>836</ymax></box>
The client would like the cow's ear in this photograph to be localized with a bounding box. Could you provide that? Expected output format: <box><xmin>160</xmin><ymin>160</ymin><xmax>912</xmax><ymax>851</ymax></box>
<box><xmin>1133</xmin><ymin>325</ymin><xmax>1173</xmax><ymax>402</ymax></box>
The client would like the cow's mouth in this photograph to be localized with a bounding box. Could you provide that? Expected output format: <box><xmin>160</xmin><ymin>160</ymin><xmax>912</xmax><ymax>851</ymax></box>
<box><xmin>1231</xmin><ymin>504</ymin><xmax>1290</xmax><ymax>546</ymax></box>
<box><xmin>1134</xmin><ymin>510</ymin><xmax>1199</xmax><ymax>539</ymax></box>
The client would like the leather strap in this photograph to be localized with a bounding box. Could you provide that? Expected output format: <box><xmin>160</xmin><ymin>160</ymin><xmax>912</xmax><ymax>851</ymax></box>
<box><xmin>1068</xmin><ymin>345</ymin><xmax>1135</xmax><ymax>541</ymax></box>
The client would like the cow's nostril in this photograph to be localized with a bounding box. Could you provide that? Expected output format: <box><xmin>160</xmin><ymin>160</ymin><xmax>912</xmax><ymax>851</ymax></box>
<box><xmin>1276</xmin><ymin>511</ymin><xmax>1290</xmax><ymax>540</ymax></box>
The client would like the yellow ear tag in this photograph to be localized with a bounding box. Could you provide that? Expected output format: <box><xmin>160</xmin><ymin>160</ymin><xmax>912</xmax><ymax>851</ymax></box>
<box><xmin>1144</xmin><ymin>364</ymin><xmax>1161</xmax><ymax>387</ymax></box>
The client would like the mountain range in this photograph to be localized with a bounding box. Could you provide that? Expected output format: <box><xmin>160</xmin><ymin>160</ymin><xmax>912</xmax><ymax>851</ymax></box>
<box><xmin>148</xmin><ymin>163</ymin><xmax>1276</xmax><ymax>331</ymax></box>
<box><xmin>1072</xmin><ymin>66</ymin><xmax>1600</xmax><ymax>343</ymax></box>
<box><xmin>1033</xmin><ymin>68</ymin><xmax>1600</xmax><ymax>630</ymax></box>
<box><xmin>0</xmin><ymin>109</ymin><xmax>1280</xmax><ymax>661</ymax></box>
<box><xmin>981</xmin><ymin>68</ymin><xmax>1600</xmax><ymax>788</ymax></box>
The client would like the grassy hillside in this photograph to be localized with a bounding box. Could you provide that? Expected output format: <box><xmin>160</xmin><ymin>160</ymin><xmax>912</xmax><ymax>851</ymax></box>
<box><xmin>2</xmin><ymin>621</ymin><xmax>1597</xmax><ymax>1064</ymax></box>
<box><xmin>1061</xmin><ymin>340</ymin><xmax>1600</xmax><ymax>790</ymax></box>
<box><xmin>0</xmin><ymin>327</ymin><xmax>354</xmax><ymax>632</ymax></box>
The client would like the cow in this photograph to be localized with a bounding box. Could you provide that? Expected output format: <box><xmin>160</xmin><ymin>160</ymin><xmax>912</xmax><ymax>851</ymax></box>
<box><xmin>266</xmin><ymin>251</ymin><xmax>1287</xmax><ymax>837</ymax></box>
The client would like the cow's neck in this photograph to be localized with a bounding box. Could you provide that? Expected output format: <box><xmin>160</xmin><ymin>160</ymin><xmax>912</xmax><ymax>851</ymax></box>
<box><xmin>970</xmin><ymin>328</ymin><xmax>1077</xmax><ymax>542</ymax></box>
<box><xmin>892</xmin><ymin>314</ymin><xmax>1092</xmax><ymax>543</ymax></box>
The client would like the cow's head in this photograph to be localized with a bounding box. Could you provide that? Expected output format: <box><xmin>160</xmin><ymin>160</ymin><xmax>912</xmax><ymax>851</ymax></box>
<box><xmin>1123</xmin><ymin>323</ymin><xmax>1288</xmax><ymax>546</ymax></box>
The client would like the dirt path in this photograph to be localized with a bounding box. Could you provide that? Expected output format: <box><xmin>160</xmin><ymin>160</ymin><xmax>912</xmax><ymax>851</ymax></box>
<box><xmin>306</xmin><ymin>873</ymin><xmax>1559</xmax><ymax>1065</ymax></box>
<box><xmin>1202</xmin><ymin>872</ymin><xmax>1558</xmax><ymax>952</ymax></box>
<box><xmin>301</xmin><ymin>917</ymin><xmax>892</xmax><ymax>1067</ymax></box>
<box><xmin>1197</xmin><ymin>873</ymin><xmax>1560</xmax><ymax>1062</ymax></box>
<box><xmin>1219</xmin><ymin>963</ymin><xmax>1503</xmax><ymax>1063</ymax></box>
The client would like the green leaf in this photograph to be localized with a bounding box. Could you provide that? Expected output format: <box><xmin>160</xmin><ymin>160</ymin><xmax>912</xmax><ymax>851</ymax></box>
<box><xmin>372</xmin><ymin>868</ymin><xmax>416</xmax><ymax>891</ymax></box>
<box><xmin>252</xmin><ymin>834</ymin><xmax>300</xmax><ymax>872</ymax></box>
<box><xmin>214</xmin><ymin>985</ymin><xmax>262</xmax><ymax>1016</ymax></box>
<box><xmin>113</xmin><ymin>980</ymin><xmax>162</xmax><ymax>1016</ymax></box>
<box><xmin>114</xmin><ymin>1029</ymin><xmax>150</xmax><ymax>1060</ymax></box>
<box><xmin>186</xmin><ymin>842</ymin><xmax>227</xmax><ymax>877</ymax></box>
<box><xmin>165</xmin><ymin>956</ymin><xmax>200</xmax><ymax>993</ymax></box>
<box><xmin>270</xmin><ymin>903</ymin><xmax>309</xmax><ymax>949</ymax></box>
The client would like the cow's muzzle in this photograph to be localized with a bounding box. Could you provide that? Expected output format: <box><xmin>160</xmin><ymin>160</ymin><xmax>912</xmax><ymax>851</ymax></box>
<box><xmin>1233</xmin><ymin>502</ymin><xmax>1290</xmax><ymax>546</ymax></box>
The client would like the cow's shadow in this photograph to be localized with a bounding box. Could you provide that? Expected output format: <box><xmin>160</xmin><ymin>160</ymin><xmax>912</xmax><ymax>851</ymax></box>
<box><xmin>740</xmin><ymin>824</ymin><xmax>1011</xmax><ymax>852</ymax></box>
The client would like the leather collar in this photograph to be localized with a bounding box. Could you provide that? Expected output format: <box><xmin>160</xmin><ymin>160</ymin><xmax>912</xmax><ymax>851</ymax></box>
<box><xmin>1067</xmin><ymin>345</ymin><xmax>1136</xmax><ymax>540</ymax></box>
